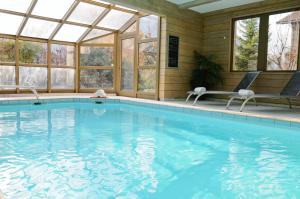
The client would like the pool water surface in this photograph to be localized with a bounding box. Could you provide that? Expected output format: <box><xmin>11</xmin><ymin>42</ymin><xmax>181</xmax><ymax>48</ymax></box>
<box><xmin>0</xmin><ymin>102</ymin><xmax>299</xmax><ymax>199</ymax></box>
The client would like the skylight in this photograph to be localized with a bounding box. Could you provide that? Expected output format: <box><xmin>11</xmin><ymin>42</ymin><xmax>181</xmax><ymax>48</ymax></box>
<box><xmin>0</xmin><ymin>0</ymin><xmax>140</xmax><ymax>43</ymax></box>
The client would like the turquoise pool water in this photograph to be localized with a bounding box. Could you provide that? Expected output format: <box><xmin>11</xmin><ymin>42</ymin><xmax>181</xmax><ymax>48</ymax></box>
<box><xmin>0</xmin><ymin>102</ymin><xmax>299</xmax><ymax>199</ymax></box>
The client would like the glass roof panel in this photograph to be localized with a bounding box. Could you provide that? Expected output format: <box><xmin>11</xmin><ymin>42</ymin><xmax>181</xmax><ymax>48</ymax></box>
<box><xmin>0</xmin><ymin>13</ymin><xmax>24</xmax><ymax>35</ymax></box>
<box><xmin>32</xmin><ymin>0</ymin><xmax>75</xmax><ymax>19</ymax></box>
<box><xmin>84</xmin><ymin>29</ymin><xmax>111</xmax><ymax>41</ymax></box>
<box><xmin>0</xmin><ymin>0</ymin><xmax>32</xmax><ymax>13</ymax></box>
<box><xmin>21</xmin><ymin>18</ymin><xmax>58</xmax><ymax>39</ymax></box>
<box><xmin>54</xmin><ymin>24</ymin><xmax>87</xmax><ymax>42</ymax></box>
<box><xmin>97</xmin><ymin>9</ymin><xmax>134</xmax><ymax>30</ymax></box>
<box><xmin>68</xmin><ymin>2</ymin><xmax>105</xmax><ymax>25</ymax></box>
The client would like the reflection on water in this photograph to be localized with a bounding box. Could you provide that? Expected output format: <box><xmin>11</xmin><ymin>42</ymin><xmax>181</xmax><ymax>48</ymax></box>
<box><xmin>0</xmin><ymin>103</ymin><xmax>299</xmax><ymax>199</ymax></box>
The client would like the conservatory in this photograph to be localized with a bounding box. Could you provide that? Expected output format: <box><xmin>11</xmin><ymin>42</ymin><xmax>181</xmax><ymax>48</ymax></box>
<box><xmin>0</xmin><ymin>0</ymin><xmax>160</xmax><ymax>99</ymax></box>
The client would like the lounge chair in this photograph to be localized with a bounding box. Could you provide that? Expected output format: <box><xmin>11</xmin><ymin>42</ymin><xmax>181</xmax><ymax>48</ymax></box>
<box><xmin>186</xmin><ymin>71</ymin><xmax>261</xmax><ymax>105</ymax></box>
<box><xmin>226</xmin><ymin>71</ymin><xmax>300</xmax><ymax>112</ymax></box>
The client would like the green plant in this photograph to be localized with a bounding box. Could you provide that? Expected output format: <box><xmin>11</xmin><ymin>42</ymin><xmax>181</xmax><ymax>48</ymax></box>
<box><xmin>191</xmin><ymin>51</ymin><xmax>223</xmax><ymax>89</ymax></box>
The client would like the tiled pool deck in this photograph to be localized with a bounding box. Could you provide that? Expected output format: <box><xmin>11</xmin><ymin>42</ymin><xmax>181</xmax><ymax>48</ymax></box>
<box><xmin>0</xmin><ymin>93</ymin><xmax>299</xmax><ymax>128</ymax></box>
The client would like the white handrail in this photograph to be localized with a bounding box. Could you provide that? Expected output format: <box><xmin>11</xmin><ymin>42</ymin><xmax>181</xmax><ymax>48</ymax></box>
<box><xmin>0</xmin><ymin>85</ymin><xmax>40</xmax><ymax>103</ymax></box>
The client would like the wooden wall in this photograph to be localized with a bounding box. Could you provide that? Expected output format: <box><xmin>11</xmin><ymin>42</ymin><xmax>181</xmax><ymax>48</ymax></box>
<box><xmin>106</xmin><ymin>0</ymin><xmax>203</xmax><ymax>100</ymax></box>
<box><xmin>202</xmin><ymin>0</ymin><xmax>300</xmax><ymax>97</ymax></box>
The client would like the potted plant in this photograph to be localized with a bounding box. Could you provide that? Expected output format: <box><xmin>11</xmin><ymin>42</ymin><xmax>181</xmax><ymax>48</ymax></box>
<box><xmin>191</xmin><ymin>51</ymin><xmax>223</xmax><ymax>90</ymax></box>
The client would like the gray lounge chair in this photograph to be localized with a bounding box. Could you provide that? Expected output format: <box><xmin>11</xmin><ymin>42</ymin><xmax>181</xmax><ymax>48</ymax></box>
<box><xmin>226</xmin><ymin>71</ymin><xmax>300</xmax><ymax>112</ymax></box>
<box><xmin>186</xmin><ymin>71</ymin><xmax>261</xmax><ymax>105</ymax></box>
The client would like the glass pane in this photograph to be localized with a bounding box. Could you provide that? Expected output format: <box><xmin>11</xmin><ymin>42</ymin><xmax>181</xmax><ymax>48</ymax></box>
<box><xmin>32</xmin><ymin>0</ymin><xmax>75</xmax><ymax>19</ymax></box>
<box><xmin>123</xmin><ymin>22</ymin><xmax>137</xmax><ymax>34</ymax></box>
<box><xmin>19</xmin><ymin>67</ymin><xmax>47</xmax><ymax>89</ymax></box>
<box><xmin>138</xmin><ymin>69</ymin><xmax>156</xmax><ymax>93</ymax></box>
<box><xmin>0</xmin><ymin>38</ymin><xmax>15</xmax><ymax>63</ymax></box>
<box><xmin>83</xmin><ymin>29</ymin><xmax>111</xmax><ymax>41</ymax></box>
<box><xmin>68</xmin><ymin>2</ymin><xmax>105</xmax><ymax>25</ymax></box>
<box><xmin>97</xmin><ymin>9</ymin><xmax>134</xmax><ymax>30</ymax></box>
<box><xmin>0</xmin><ymin>13</ymin><xmax>23</xmax><ymax>35</ymax></box>
<box><xmin>51</xmin><ymin>68</ymin><xmax>74</xmax><ymax>89</ymax></box>
<box><xmin>139</xmin><ymin>15</ymin><xmax>159</xmax><ymax>39</ymax></box>
<box><xmin>80</xmin><ymin>69</ymin><xmax>113</xmax><ymax>88</ymax></box>
<box><xmin>0</xmin><ymin>66</ymin><xmax>15</xmax><ymax>86</ymax></box>
<box><xmin>233</xmin><ymin>17</ymin><xmax>260</xmax><ymax>71</ymax></box>
<box><xmin>0</xmin><ymin>0</ymin><xmax>32</xmax><ymax>13</ymax></box>
<box><xmin>80</xmin><ymin>47</ymin><xmax>113</xmax><ymax>66</ymax></box>
<box><xmin>51</xmin><ymin>44</ymin><xmax>75</xmax><ymax>66</ymax></box>
<box><xmin>83</xmin><ymin>34</ymin><xmax>114</xmax><ymax>44</ymax></box>
<box><xmin>19</xmin><ymin>41</ymin><xmax>47</xmax><ymax>64</ymax></box>
<box><xmin>139</xmin><ymin>42</ymin><xmax>158</xmax><ymax>66</ymax></box>
<box><xmin>267</xmin><ymin>11</ymin><xmax>300</xmax><ymax>71</ymax></box>
<box><xmin>54</xmin><ymin>24</ymin><xmax>87</xmax><ymax>42</ymax></box>
<box><xmin>121</xmin><ymin>38</ymin><xmax>134</xmax><ymax>90</ymax></box>
<box><xmin>21</xmin><ymin>18</ymin><xmax>58</xmax><ymax>39</ymax></box>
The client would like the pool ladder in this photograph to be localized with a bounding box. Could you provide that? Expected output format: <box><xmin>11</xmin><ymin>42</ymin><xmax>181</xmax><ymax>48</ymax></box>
<box><xmin>0</xmin><ymin>85</ymin><xmax>41</xmax><ymax>105</ymax></box>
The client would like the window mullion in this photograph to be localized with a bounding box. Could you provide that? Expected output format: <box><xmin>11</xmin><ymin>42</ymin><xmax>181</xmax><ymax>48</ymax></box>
<box><xmin>257</xmin><ymin>14</ymin><xmax>269</xmax><ymax>72</ymax></box>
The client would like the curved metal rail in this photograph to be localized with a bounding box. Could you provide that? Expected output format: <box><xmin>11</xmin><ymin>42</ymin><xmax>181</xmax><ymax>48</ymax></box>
<box><xmin>0</xmin><ymin>85</ymin><xmax>41</xmax><ymax>104</ymax></box>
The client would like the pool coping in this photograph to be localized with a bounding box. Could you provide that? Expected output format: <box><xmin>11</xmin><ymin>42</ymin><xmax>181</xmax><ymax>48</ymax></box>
<box><xmin>0</xmin><ymin>96</ymin><xmax>299</xmax><ymax>129</ymax></box>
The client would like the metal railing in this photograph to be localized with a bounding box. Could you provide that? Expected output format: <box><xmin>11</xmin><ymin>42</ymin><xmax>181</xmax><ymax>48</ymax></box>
<box><xmin>0</xmin><ymin>85</ymin><xmax>41</xmax><ymax>104</ymax></box>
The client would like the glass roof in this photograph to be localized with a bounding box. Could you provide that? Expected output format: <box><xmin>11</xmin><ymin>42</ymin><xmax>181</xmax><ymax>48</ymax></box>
<box><xmin>0</xmin><ymin>0</ymin><xmax>140</xmax><ymax>43</ymax></box>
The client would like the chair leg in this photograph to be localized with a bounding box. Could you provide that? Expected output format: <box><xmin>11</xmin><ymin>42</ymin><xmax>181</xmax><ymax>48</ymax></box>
<box><xmin>193</xmin><ymin>93</ymin><xmax>204</xmax><ymax>105</ymax></box>
<box><xmin>185</xmin><ymin>93</ymin><xmax>194</xmax><ymax>103</ymax></box>
<box><xmin>226</xmin><ymin>97</ymin><xmax>236</xmax><ymax>110</ymax></box>
<box><xmin>240</xmin><ymin>97</ymin><xmax>253</xmax><ymax>112</ymax></box>
<box><xmin>287</xmin><ymin>98</ymin><xmax>292</xmax><ymax>109</ymax></box>
<box><xmin>253</xmin><ymin>98</ymin><xmax>257</xmax><ymax>106</ymax></box>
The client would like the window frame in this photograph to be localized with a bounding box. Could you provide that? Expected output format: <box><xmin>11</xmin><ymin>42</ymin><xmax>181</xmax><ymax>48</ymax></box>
<box><xmin>230</xmin><ymin>7</ymin><xmax>300</xmax><ymax>72</ymax></box>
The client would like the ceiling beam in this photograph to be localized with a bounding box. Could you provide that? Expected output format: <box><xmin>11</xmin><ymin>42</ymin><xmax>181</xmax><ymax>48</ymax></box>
<box><xmin>179</xmin><ymin>0</ymin><xmax>221</xmax><ymax>9</ymax></box>
<box><xmin>16</xmin><ymin>0</ymin><xmax>38</xmax><ymax>36</ymax></box>
<box><xmin>77</xmin><ymin>8</ymin><xmax>111</xmax><ymax>43</ymax></box>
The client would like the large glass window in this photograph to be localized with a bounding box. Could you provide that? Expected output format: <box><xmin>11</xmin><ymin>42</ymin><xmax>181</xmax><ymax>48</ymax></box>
<box><xmin>19</xmin><ymin>41</ymin><xmax>47</xmax><ymax>65</ymax></box>
<box><xmin>54</xmin><ymin>24</ymin><xmax>87</xmax><ymax>42</ymax></box>
<box><xmin>139</xmin><ymin>42</ymin><xmax>158</xmax><ymax>66</ymax></box>
<box><xmin>32</xmin><ymin>0</ymin><xmax>75</xmax><ymax>19</ymax></box>
<box><xmin>138</xmin><ymin>69</ymin><xmax>156</xmax><ymax>93</ymax></box>
<box><xmin>51</xmin><ymin>44</ymin><xmax>75</xmax><ymax>67</ymax></box>
<box><xmin>68</xmin><ymin>2</ymin><xmax>105</xmax><ymax>25</ymax></box>
<box><xmin>80</xmin><ymin>69</ymin><xmax>113</xmax><ymax>89</ymax></box>
<box><xmin>97</xmin><ymin>9</ymin><xmax>134</xmax><ymax>29</ymax></box>
<box><xmin>80</xmin><ymin>46</ymin><xmax>113</xmax><ymax>66</ymax></box>
<box><xmin>51</xmin><ymin>68</ymin><xmax>75</xmax><ymax>89</ymax></box>
<box><xmin>232</xmin><ymin>9</ymin><xmax>300</xmax><ymax>71</ymax></box>
<box><xmin>19</xmin><ymin>67</ymin><xmax>47</xmax><ymax>89</ymax></box>
<box><xmin>0</xmin><ymin>13</ymin><xmax>24</xmax><ymax>35</ymax></box>
<box><xmin>121</xmin><ymin>38</ymin><xmax>134</xmax><ymax>90</ymax></box>
<box><xmin>21</xmin><ymin>18</ymin><xmax>58</xmax><ymax>39</ymax></box>
<box><xmin>267</xmin><ymin>11</ymin><xmax>300</xmax><ymax>71</ymax></box>
<box><xmin>0</xmin><ymin>38</ymin><xmax>15</xmax><ymax>63</ymax></box>
<box><xmin>139</xmin><ymin>15</ymin><xmax>159</xmax><ymax>39</ymax></box>
<box><xmin>0</xmin><ymin>0</ymin><xmax>32</xmax><ymax>13</ymax></box>
<box><xmin>0</xmin><ymin>66</ymin><xmax>15</xmax><ymax>86</ymax></box>
<box><xmin>232</xmin><ymin>17</ymin><xmax>260</xmax><ymax>71</ymax></box>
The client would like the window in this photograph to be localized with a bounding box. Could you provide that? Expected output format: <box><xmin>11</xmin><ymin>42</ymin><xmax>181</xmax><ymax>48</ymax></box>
<box><xmin>0</xmin><ymin>66</ymin><xmax>15</xmax><ymax>86</ymax></box>
<box><xmin>21</xmin><ymin>18</ymin><xmax>58</xmax><ymax>39</ymax></box>
<box><xmin>83</xmin><ymin>29</ymin><xmax>111</xmax><ymax>41</ymax></box>
<box><xmin>0</xmin><ymin>0</ymin><xmax>32</xmax><ymax>13</ymax></box>
<box><xmin>138</xmin><ymin>69</ymin><xmax>156</xmax><ymax>93</ymax></box>
<box><xmin>68</xmin><ymin>2</ymin><xmax>105</xmax><ymax>25</ymax></box>
<box><xmin>80</xmin><ymin>46</ymin><xmax>113</xmax><ymax>66</ymax></box>
<box><xmin>139</xmin><ymin>42</ymin><xmax>158</xmax><ymax>67</ymax></box>
<box><xmin>139</xmin><ymin>15</ymin><xmax>159</xmax><ymax>39</ymax></box>
<box><xmin>232</xmin><ymin>17</ymin><xmax>260</xmax><ymax>71</ymax></box>
<box><xmin>80</xmin><ymin>69</ymin><xmax>113</xmax><ymax>89</ymax></box>
<box><xmin>82</xmin><ymin>34</ymin><xmax>114</xmax><ymax>44</ymax></box>
<box><xmin>232</xmin><ymin>9</ymin><xmax>300</xmax><ymax>71</ymax></box>
<box><xmin>0</xmin><ymin>13</ymin><xmax>24</xmax><ymax>35</ymax></box>
<box><xmin>0</xmin><ymin>38</ymin><xmax>15</xmax><ymax>63</ymax></box>
<box><xmin>19</xmin><ymin>67</ymin><xmax>48</xmax><ymax>89</ymax></box>
<box><xmin>97</xmin><ymin>9</ymin><xmax>134</xmax><ymax>29</ymax></box>
<box><xmin>267</xmin><ymin>11</ymin><xmax>300</xmax><ymax>71</ymax></box>
<box><xmin>32</xmin><ymin>0</ymin><xmax>75</xmax><ymax>19</ymax></box>
<box><xmin>54</xmin><ymin>24</ymin><xmax>87</xmax><ymax>42</ymax></box>
<box><xmin>51</xmin><ymin>44</ymin><xmax>75</xmax><ymax>67</ymax></box>
<box><xmin>121</xmin><ymin>38</ymin><xmax>134</xmax><ymax>90</ymax></box>
<box><xmin>19</xmin><ymin>41</ymin><xmax>47</xmax><ymax>65</ymax></box>
<box><xmin>51</xmin><ymin>68</ymin><xmax>75</xmax><ymax>89</ymax></box>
